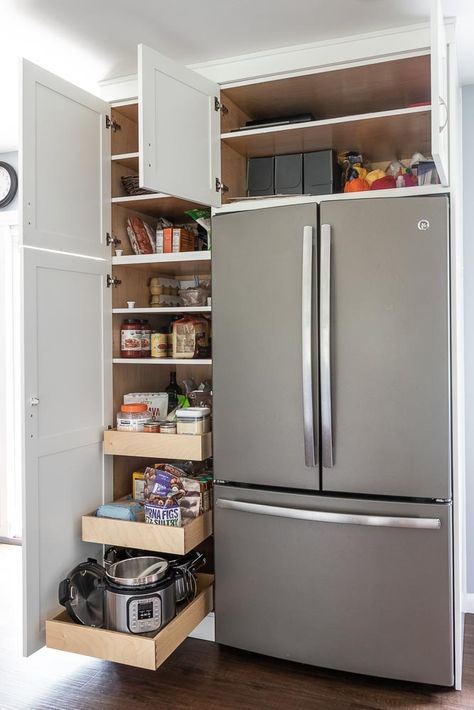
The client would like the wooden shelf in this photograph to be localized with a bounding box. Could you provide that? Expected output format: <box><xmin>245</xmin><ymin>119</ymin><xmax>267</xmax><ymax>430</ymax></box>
<box><xmin>45</xmin><ymin>573</ymin><xmax>214</xmax><ymax>670</ymax></box>
<box><xmin>221</xmin><ymin>106</ymin><xmax>431</xmax><ymax>162</ymax></box>
<box><xmin>112</xmin><ymin>194</ymin><xmax>203</xmax><ymax>222</ymax></box>
<box><xmin>112</xmin><ymin>152</ymin><xmax>139</xmax><ymax>170</ymax></box>
<box><xmin>104</xmin><ymin>429</ymin><xmax>212</xmax><ymax>460</ymax></box>
<box><xmin>112</xmin><ymin>251</ymin><xmax>211</xmax><ymax>275</ymax></box>
<box><xmin>214</xmin><ymin>185</ymin><xmax>448</xmax><ymax>215</ymax></box>
<box><xmin>220</xmin><ymin>55</ymin><xmax>431</xmax><ymax>129</ymax></box>
<box><xmin>113</xmin><ymin>358</ymin><xmax>212</xmax><ymax>365</ymax></box>
<box><xmin>82</xmin><ymin>509</ymin><xmax>213</xmax><ymax>555</ymax></box>
<box><xmin>113</xmin><ymin>306</ymin><xmax>211</xmax><ymax>314</ymax></box>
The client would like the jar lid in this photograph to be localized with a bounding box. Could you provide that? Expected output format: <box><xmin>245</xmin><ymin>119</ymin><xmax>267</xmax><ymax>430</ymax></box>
<box><xmin>121</xmin><ymin>403</ymin><xmax>148</xmax><ymax>413</ymax></box>
<box><xmin>160</xmin><ymin>422</ymin><xmax>176</xmax><ymax>429</ymax></box>
<box><xmin>176</xmin><ymin>407</ymin><xmax>211</xmax><ymax>419</ymax></box>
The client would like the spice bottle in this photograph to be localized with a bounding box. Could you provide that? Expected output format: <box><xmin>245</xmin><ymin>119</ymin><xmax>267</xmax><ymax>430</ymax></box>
<box><xmin>120</xmin><ymin>319</ymin><xmax>142</xmax><ymax>358</ymax></box>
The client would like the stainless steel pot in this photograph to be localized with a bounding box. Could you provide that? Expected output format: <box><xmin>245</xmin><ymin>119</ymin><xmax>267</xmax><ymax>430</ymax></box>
<box><xmin>106</xmin><ymin>556</ymin><xmax>169</xmax><ymax>588</ymax></box>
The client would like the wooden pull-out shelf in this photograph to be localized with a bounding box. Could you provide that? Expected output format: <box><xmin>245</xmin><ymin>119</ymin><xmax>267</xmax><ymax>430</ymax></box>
<box><xmin>82</xmin><ymin>509</ymin><xmax>213</xmax><ymax>555</ymax></box>
<box><xmin>45</xmin><ymin>574</ymin><xmax>214</xmax><ymax>670</ymax></box>
<box><xmin>104</xmin><ymin>430</ymin><xmax>212</xmax><ymax>461</ymax></box>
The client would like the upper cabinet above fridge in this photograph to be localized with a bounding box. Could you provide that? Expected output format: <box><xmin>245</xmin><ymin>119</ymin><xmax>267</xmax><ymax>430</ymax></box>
<box><xmin>138</xmin><ymin>44</ymin><xmax>222</xmax><ymax>207</ymax></box>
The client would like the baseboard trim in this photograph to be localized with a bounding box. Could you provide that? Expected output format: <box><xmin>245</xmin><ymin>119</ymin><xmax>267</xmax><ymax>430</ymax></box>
<box><xmin>188</xmin><ymin>612</ymin><xmax>215</xmax><ymax>642</ymax></box>
<box><xmin>463</xmin><ymin>593</ymin><xmax>474</xmax><ymax>614</ymax></box>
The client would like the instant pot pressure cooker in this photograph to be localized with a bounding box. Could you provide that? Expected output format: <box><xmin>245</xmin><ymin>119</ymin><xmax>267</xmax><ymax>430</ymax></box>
<box><xmin>59</xmin><ymin>556</ymin><xmax>176</xmax><ymax>634</ymax></box>
<box><xmin>104</xmin><ymin>547</ymin><xmax>206</xmax><ymax>603</ymax></box>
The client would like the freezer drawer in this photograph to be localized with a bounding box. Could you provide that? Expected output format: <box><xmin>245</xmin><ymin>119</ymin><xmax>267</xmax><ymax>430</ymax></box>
<box><xmin>214</xmin><ymin>485</ymin><xmax>453</xmax><ymax>686</ymax></box>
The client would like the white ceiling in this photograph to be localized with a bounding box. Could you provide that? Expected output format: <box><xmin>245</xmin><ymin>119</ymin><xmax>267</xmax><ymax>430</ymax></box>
<box><xmin>1</xmin><ymin>0</ymin><xmax>473</xmax><ymax>152</ymax></box>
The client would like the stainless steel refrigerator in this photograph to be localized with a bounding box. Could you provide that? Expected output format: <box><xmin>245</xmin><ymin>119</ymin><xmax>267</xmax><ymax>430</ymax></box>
<box><xmin>212</xmin><ymin>196</ymin><xmax>453</xmax><ymax>686</ymax></box>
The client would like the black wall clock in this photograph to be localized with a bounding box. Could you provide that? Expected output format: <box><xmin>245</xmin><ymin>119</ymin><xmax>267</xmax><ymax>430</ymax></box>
<box><xmin>0</xmin><ymin>161</ymin><xmax>18</xmax><ymax>208</ymax></box>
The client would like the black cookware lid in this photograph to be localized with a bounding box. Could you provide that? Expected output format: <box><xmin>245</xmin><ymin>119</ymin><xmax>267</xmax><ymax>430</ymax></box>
<box><xmin>58</xmin><ymin>558</ymin><xmax>106</xmax><ymax>628</ymax></box>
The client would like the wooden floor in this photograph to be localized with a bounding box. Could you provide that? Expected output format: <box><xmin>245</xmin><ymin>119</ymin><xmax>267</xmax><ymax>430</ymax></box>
<box><xmin>2</xmin><ymin>543</ymin><xmax>474</xmax><ymax>710</ymax></box>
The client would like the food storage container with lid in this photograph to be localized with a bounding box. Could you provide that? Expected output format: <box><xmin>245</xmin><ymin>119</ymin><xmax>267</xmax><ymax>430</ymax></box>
<box><xmin>117</xmin><ymin>403</ymin><xmax>152</xmax><ymax>432</ymax></box>
<box><xmin>176</xmin><ymin>407</ymin><xmax>211</xmax><ymax>435</ymax></box>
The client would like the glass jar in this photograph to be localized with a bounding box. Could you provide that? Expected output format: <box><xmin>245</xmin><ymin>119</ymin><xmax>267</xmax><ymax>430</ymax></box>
<box><xmin>159</xmin><ymin>421</ymin><xmax>177</xmax><ymax>435</ymax></box>
<box><xmin>140</xmin><ymin>320</ymin><xmax>151</xmax><ymax>358</ymax></box>
<box><xmin>120</xmin><ymin>319</ymin><xmax>142</xmax><ymax>358</ymax></box>
<box><xmin>143</xmin><ymin>422</ymin><xmax>160</xmax><ymax>433</ymax></box>
<box><xmin>117</xmin><ymin>403</ymin><xmax>152</xmax><ymax>432</ymax></box>
<box><xmin>151</xmin><ymin>328</ymin><xmax>168</xmax><ymax>358</ymax></box>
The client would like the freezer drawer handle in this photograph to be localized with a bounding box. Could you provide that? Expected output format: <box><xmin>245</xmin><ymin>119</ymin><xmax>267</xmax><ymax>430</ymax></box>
<box><xmin>302</xmin><ymin>224</ymin><xmax>317</xmax><ymax>467</ymax></box>
<box><xmin>320</xmin><ymin>223</ymin><xmax>333</xmax><ymax>468</ymax></box>
<box><xmin>216</xmin><ymin>499</ymin><xmax>442</xmax><ymax>530</ymax></box>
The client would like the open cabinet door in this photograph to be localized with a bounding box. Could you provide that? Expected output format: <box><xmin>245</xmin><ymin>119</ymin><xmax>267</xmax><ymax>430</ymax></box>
<box><xmin>21</xmin><ymin>249</ymin><xmax>113</xmax><ymax>655</ymax></box>
<box><xmin>21</xmin><ymin>59</ymin><xmax>111</xmax><ymax>258</ymax></box>
<box><xmin>431</xmin><ymin>0</ymin><xmax>449</xmax><ymax>185</ymax></box>
<box><xmin>138</xmin><ymin>44</ymin><xmax>222</xmax><ymax>208</ymax></box>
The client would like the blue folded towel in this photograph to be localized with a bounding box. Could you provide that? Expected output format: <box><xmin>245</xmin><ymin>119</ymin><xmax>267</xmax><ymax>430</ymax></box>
<box><xmin>96</xmin><ymin>498</ymin><xmax>142</xmax><ymax>522</ymax></box>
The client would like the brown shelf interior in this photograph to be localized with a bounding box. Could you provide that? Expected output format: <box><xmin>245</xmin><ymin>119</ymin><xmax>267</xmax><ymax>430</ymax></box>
<box><xmin>111</xmin><ymin>104</ymin><xmax>138</xmax><ymax>155</ymax></box>
<box><xmin>218</xmin><ymin>54</ymin><xmax>432</xmax><ymax>202</ymax></box>
<box><xmin>220</xmin><ymin>54</ymin><xmax>431</xmax><ymax>131</ymax></box>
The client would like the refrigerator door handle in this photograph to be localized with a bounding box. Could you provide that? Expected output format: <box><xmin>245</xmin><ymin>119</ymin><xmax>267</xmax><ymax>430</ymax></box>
<box><xmin>216</xmin><ymin>499</ymin><xmax>442</xmax><ymax>530</ymax></box>
<box><xmin>320</xmin><ymin>223</ymin><xmax>333</xmax><ymax>468</ymax></box>
<box><xmin>302</xmin><ymin>224</ymin><xmax>317</xmax><ymax>467</ymax></box>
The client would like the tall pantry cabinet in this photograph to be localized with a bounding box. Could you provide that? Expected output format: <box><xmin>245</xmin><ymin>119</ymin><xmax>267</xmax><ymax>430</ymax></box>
<box><xmin>19</xmin><ymin>2</ymin><xmax>465</xmax><ymax>688</ymax></box>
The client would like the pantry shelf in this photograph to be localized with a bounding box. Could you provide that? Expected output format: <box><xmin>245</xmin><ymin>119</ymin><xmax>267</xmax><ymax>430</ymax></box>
<box><xmin>104</xmin><ymin>429</ymin><xmax>212</xmax><ymax>460</ymax></box>
<box><xmin>111</xmin><ymin>152</ymin><xmax>139</xmax><ymax>170</ymax></box>
<box><xmin>45</xmin><ymin>573</ymin><xmax>214</xmax><ymax>670</ymax></box>
<box><xmin>112</xmin><ymin>193</ymin><xmax>203</xmax><ymax>222</ymax></box>
<box><xmin>82</xmin><ymin>509</ymin><xmax>213</xmax><ymax>555</ymax></box>
<box><xmin>113</xmin><ymin>358</ymin><xmax>212</xmax><ymax>365</ymax></box>
<box><xmin>112</xmin><ymin>306</ymin><xmax>211</xmax><ymax>314</ymax></box>
<box><xmin>221</xmin><ymin>106</ymin><xmax>431</xmax><ymax>162</ymax></box>
<box><xmin>112</xmin><ymin>251</ymin><xmax>211</xmax><ymax>275</ymax></box>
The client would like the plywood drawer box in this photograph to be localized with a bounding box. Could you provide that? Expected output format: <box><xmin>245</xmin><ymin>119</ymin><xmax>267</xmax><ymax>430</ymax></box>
<box><xmin>82</xmin><ymin>509</ymin><xmax>213</xmax><ymax>555</ymax></box>
<box><xmin>104</xmin><ymin>430</ymin><xmax>212</xmax><ymax>461</ymax></box>
<box><xmin>45</xmin><ymin>574</ymin><xmax>214</xmax><ymax>670</ymax></box>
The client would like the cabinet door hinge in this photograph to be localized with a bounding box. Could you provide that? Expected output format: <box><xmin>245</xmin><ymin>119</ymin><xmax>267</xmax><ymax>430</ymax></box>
<box><xmin>105</xmin><ymin>115</ymin><xmax>121</xmax><ymax>132</ymax></box>
<box><xmin>106</xmin><ymin>232</ymin><xmax>121</xmax><ymax>247</ymax></box>
<box><xmin>214</xmin><ymin>97</ymin><xmax>228</xmax><ymax>114</ymax></box>
<box><xmin>107</xmin><ymin>274</ymin><xmax>122</xmax><ymax>288</ymax></box>
<box><xmin>216</xmin><ymin>178</ymin><xmax>229</xmax><ymax>193</ymax></box>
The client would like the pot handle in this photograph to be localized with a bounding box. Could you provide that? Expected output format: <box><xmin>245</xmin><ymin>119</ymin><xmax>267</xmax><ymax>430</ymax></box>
<box><xmin>58</xmin><ymin>578</ymin><xmax>70</xmax><ymax>606</ymax></box>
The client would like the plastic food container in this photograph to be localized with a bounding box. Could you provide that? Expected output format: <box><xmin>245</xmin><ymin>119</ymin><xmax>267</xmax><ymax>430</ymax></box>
<box><xmin>176</xmin><ymin>407</ymin><xmax>211</xmax><ymax>435</ymax></box>
<box><xmin>117</xmin><ymin>403</ymin><xmax>152</xmax><ymax>432</ymax></box>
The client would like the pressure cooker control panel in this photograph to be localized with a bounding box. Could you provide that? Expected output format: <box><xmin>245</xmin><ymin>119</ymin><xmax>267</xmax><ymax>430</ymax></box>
<box><xmin>127</xmin><ymin>595</ymin><xmax>162</xmax><ymax>633</ymax></box>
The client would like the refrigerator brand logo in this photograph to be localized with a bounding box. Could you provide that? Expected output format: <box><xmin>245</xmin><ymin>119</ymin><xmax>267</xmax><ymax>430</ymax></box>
<box><xmin>417</xmin><ymin>219</ymin><xmax>430</xmax><ymax>231</ymax></box>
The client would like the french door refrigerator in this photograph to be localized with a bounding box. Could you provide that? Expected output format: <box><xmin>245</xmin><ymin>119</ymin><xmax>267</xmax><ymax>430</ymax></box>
<box><xmin>212</xmin><ymin>197</ymin><xmax>453</xmax><ymax>686</ymax></box>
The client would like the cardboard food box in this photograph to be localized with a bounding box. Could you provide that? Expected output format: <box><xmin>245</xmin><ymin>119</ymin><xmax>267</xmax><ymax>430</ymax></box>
<box><xmin>163</xmin><ymin>228</ymin><xmax>196</xmax><ymax>253</ymax></box>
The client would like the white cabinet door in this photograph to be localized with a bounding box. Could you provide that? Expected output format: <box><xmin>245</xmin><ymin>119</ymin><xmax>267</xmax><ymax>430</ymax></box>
<box><xmin>138</xmin><ymin>44</ymin><xmax>222</xmax><ymax>207</ymax></box>
<box><xmin>22</xmin><ymin>248</ymin><xmax>112</xmax><ymax>655</ymax></box>
<box><xmin>21</xmin><ymin>59</ymin><xmax>111</xmax><ymax>258</ymax></box>
<box><xmin>431</xmin><ymin>0</ymin><xmax>449</xmax><ymax>185</ymax></box>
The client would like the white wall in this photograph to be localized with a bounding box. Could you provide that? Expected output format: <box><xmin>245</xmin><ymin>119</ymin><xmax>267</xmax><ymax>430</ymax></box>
<box><xmin>0</xmin><ymin>150</ymin><xmax>20</xmax><ymax>540</ymax></box>
<box><xmin>463</xmin><ymin>86</ymin><xmax>474</xmax><ymax>593</ymax></box>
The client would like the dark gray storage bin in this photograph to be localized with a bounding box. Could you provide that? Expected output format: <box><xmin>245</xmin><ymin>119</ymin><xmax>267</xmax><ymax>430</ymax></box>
<box><xmin>304</xmin><ymin>150</ymin><xmax>341</xmax><ymax>195</ymax></box>
<box><xmin>274</xmin><ymin>153</ymin><xmax>303</xmax><ymax>195</ymax></box>
<box><xmin>247</xmin><ymin>157</ymin><xmax>275</xmax><ymax>196</ymax></box>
